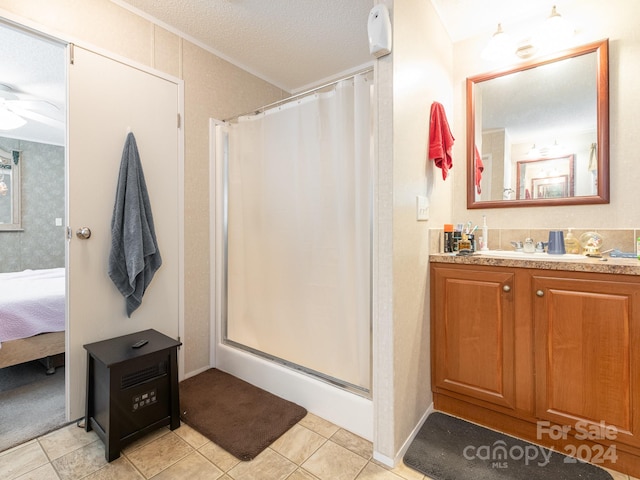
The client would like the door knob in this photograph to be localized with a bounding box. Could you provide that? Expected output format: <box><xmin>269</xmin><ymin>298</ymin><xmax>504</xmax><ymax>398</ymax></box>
<box><xmin>502</xmin><ymin>285</ymin><xmax>511</xmax><ymax>292</ymax></box>
<box><xmin>76</xmin><ymin>227</ymin><xmax>92</xmax><ymax>239</ymax></box>
<box><xmin>536</xmin><ymin>289</ymin><xmax>544</xmax><ymax>297</ymax></box>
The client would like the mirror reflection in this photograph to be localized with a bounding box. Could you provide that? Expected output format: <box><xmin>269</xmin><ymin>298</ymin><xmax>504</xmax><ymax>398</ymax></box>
<box><xmin>516</xmin><ymin>154</ymin><xmax>575</xmax><ymax>200</ymax></box>
<box><xmin>0</xmin><ymin>146</ymin><xmax>20</xmax><ymax>230</ymax></box>
<box><xmin>467</xmin><ymin>39</ymin><xmax>609</xmax><ymax>208</ymax></box>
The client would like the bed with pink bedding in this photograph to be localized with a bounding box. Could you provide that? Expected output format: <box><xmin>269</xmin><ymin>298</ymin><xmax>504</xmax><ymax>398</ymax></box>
<box><xmin>0</xmin><ymin>268</ymin><xmax>65</xmax><ymax>371</ymax></box>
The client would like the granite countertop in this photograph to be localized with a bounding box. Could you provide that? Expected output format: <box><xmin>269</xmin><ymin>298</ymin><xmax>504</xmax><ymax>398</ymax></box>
<box><xmin>429</xmin><ymin>252</ymin><xmax>640</xmax><ymax>276</ymax></box>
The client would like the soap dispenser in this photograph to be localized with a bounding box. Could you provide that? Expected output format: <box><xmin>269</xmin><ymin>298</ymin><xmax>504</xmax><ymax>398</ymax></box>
<box><xmin>564</xmin><ymin>228</ymin><xmax>580</xmax><ymax>254</ymax></box>
<box><xmin>523</xmin><ymin>237</ymin><xmax>535</xmax><ymax>253</ymax></box>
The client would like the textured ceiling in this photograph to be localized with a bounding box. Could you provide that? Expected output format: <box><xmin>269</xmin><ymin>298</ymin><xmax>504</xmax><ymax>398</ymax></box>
<box><xmin>0</xmin><ymin>1</ymin><xmax>583</xmax><ymax>144</ymax></box>
<box><xmin>112</xmin><ymin>1</ymin><xmax>581</xmax><ymax>92</ymax></box>
<box><xmin>113</xmin><ymin>0</ymin><xmax>375</xmax><ymax>92</ymax></box>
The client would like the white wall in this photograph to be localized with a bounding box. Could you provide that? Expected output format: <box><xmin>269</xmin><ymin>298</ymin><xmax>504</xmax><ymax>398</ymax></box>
<box><xmin>373</xmin><ymin>0</ymin><xmax>453</xmax><ymax>463</ymax></box>
<box><xmin>452</xmin><ymin>0</ymin><xmax>640</xmax><ymax>229</ymax></box>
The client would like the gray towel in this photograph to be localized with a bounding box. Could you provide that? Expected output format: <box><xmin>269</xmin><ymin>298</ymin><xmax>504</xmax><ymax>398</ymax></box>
<box><xmin>108</xmin><ymin>132</ymin><xmax>162</xmax><ymax>317</ymax></box>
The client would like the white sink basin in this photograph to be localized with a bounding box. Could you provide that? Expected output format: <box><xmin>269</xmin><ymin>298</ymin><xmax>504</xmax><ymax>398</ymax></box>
<box><xmin>478</xmin><ymin>250</ymin><xmax>588</xmax><ymax>261</ymax></box>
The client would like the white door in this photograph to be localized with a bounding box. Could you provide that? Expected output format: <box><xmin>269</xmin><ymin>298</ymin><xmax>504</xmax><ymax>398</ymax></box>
<box><xmin>67</xmin><ymin>45</ymin><xmax>182</xmax><ymax>420</ymax></box>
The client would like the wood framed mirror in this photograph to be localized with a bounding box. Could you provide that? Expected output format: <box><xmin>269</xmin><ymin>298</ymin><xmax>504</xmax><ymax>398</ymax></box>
<box><xmin>0</xmin><ymin>147</ymin><xmax>21</xmax><ymax>231</ymax></box>
<box><xmin>467</xmin><ymin>39</ymin><xmax>609</xmax><ymax>208</ymax></box>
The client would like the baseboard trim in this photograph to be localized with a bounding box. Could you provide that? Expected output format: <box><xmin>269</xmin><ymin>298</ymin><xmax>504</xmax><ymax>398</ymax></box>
<box><xmin>183</xmin><ymin>364</ymin><xmax>211</xmax><ymax>380</ymax></box>
<box><xmin>398</xmin><ymin>403</ymin><xmax>434</xmax><ymax>462</ymax></box>
<box><xmin>372</xmin><ymin>451</ymin><xmax>395</xmax><ymax>467</ymax></box>
<box><xmin>373</xmin><ymin>402</ymin><xmax>434</xmax><ymax>468</ymax></box>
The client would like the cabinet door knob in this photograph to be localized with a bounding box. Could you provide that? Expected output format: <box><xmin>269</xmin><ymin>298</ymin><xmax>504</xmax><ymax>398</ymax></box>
<box><xmin>536</xmin><ymin>289</ymin><xmax>544</xmax><ymax>297</ymax></box>
<box><xmin>503</xmin><ymin>285</ymin><xmax>511</xmax><ymax>292</ymax></box>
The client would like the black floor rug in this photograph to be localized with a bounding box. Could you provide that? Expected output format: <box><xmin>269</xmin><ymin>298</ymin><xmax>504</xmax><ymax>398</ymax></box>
<box><xmin>404</xmin><ymin>412</ymin><xmax>613</xmax><ymax>480</ymax></box>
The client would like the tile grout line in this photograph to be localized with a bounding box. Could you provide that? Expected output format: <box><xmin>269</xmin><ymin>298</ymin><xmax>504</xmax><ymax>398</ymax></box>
<box><xmin>128</xmin><ymin>430</ymin><xmax>196</xmax><ymax>479</ymax></box>
<box><xmin>122</xmin><ymin>447</ymin><xmax>160</xmax><ymax>480</ymax></box>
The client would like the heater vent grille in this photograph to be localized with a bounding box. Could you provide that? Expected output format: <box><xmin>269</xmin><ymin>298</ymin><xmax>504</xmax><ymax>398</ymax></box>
<box><xmin>121</xmin><ymin>361</ymin><xmax>167</xmax><ymax>389</ymax></box>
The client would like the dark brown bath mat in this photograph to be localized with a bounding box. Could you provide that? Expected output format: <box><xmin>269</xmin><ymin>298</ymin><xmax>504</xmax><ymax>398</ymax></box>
<box><xmin>179</xmin><ymin>368</ymin><xmax>307</xmax><ymax>461</ymax></box>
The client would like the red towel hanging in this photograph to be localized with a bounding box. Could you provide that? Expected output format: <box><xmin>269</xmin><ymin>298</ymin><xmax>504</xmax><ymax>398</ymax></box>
<box><xmin>475</xmin><ymin>145</ymin><xmax>484</xmax><ymax>194</ymax></box>
<box><xmin>428</xmin><ymin>102</ymin><xmax>455</xmax><ymax>180</ymax></box>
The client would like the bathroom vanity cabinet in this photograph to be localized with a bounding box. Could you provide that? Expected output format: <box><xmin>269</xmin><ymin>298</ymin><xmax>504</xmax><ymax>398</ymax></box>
<box><xmin>431</xmin><ymin>266</ymin><xmax>524</xmax><ymax>413</ymax></box>
<box><xmin>532</xmin><ymin>274</ymin><xmax>640</xmax><ymax>449</ymax></box>
<box><xmin>431</xmin><ymin>261</ymin><xmax>640</xmax><ymax>475</ymax></box>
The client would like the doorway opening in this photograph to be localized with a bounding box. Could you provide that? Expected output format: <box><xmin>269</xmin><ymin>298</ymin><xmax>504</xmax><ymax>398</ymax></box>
<box><xmin>0</xmin><ymin>21</ymin><xmax>67</xmax><ymax>452</ymax></box>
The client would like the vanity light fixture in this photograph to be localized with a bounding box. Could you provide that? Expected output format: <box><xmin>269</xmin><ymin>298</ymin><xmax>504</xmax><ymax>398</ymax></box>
<box><xmin>535</xmin><ymin>5</ymin><xmax>575</xmax><ymax>51</ymax></box>
<box><xmin>481</xmin><ymin>23</ymin><xmax>516</xmax><ymax>61</ymax></box>
<box><xmin>545</xmin><ymin>5</ymin><xmax>574</xmax><ymax>40</ymax></box>
<box><xmin>484</xmin><ymin>5</ymin><xmax>575</xmax><ymax>62</ymax></box>
<box><xmin>528</xmin><ymin>140</ymin><xmax>565</xmax><ymax>158</ymax></box>
<box><xmin>516</xmin><ymin>43</ymin><xmax>537</xmax><ymax>59</ymax></box>
<box><xmin>527</xmin><ymin>144</ymin><xmax>540</xmax><ymax>158</ymax></box>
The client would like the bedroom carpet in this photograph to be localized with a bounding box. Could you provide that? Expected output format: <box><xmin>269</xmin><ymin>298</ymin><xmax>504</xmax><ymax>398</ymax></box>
<box><xmin>179</xmin><ymin>368</ymin><xmax>307</xmax><ymax>461</ymax></box>
<box><xmin>0</xmin><ymin>361</ymin><xmax>67</xmax><ymax>453</ymax></box>
<box><xmin>404</xmin><ymin>412</ymin><xmax>614</xmax><ymax>480</ymax></box>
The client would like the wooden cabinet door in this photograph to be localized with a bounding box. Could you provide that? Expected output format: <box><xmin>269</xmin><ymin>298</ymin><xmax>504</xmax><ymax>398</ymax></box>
<box><xmin>533</xmin><ymin>275</ymin><xmax>640</xmax><ymax>448</ymax></box>
<box><xmin>432</xmin><ymin>265</ymin><xmax>516</xmax><ymax>410</ymax></box>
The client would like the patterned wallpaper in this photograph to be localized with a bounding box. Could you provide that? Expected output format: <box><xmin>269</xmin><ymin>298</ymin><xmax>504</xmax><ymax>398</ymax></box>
<box><xmin>0</xmin><ymin>137</ymin><xmax>65</xmax><ymax>273</ymax></box>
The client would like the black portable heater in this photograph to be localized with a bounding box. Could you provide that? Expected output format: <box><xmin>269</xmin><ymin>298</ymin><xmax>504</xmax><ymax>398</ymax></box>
<box><xmin>84</xmin><ymin>329</ymin><xmax>181</xmax><ymax>461</ymax></box>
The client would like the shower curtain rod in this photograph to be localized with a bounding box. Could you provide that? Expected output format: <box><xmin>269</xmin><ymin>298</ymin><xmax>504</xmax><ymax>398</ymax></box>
<box><xmin>223</xmin><ymin>66</ymin><xmax>374</xmax><ymax>123</ymax></box>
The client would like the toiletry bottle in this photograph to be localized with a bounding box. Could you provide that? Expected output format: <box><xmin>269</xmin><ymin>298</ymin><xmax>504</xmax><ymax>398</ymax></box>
<box><xmin>458</xmin><ymin>233</ymin><xmax>472</xmax><ymax>251</ymax></box>
<box><xmin>564</xmin><ymin>228</ymin><xmax>580</xmax><ymax>255</ymax></box>
<box><xmin>523</xmin><ymin>237</ymin><xmax>535</xmax><ymax>253</ymax></box>
<box><xmin>467</xmin><ymin>234</ymin><xmax>475</xmax><ymax>252</ymax></box>
<box><xmin>481</xmin><ymin>215</ymin><xmax>489</xmax><ymax>251</ymax></box>
<box><xmin>452</xmin><ymin>229</ymin><xmax>462</xmax><ymax>252</ymax></box>
<box><xmin>443</xmin><ymin>224</ymin><xmax>454</xmax><ymax>252</ymax></box>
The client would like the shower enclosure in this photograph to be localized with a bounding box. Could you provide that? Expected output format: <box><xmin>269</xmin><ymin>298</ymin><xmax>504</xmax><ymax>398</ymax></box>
<box><xmin>213</xmin><ymin>70</ymin><xmax>374</xmax><ymax>401</ymax></box>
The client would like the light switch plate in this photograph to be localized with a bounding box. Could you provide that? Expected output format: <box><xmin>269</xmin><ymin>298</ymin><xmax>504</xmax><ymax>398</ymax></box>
<box><xmin>416</xmin><ymin>195</ymin><xmax>429</xmax><ymax>221</ymax></box>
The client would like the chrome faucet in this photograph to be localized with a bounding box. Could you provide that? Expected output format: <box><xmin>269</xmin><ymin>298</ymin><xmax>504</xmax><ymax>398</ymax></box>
<box><xmin>510</xmin><ymin>241</ymin><xmax>523</xmax><ymax>251</ymax></box>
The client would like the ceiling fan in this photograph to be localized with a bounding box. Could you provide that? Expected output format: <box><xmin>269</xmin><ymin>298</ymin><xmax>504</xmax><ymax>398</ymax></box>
<box><xmin>0</xmin><ymin>83</ymin><xmax>64</xmax><ymax>131</ymax></box>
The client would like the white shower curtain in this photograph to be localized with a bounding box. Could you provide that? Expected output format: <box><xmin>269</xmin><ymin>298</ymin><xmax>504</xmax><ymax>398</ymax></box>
<box><xmin>224</xmin><ymin>72</ymin><xmax>372</xmax><ymax>391</ymax></box>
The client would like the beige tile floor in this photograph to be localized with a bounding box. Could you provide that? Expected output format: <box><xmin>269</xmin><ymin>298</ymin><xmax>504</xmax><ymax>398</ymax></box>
<box><xmin>0</xmin><ymin>413</ymin><xmax>425</xmax><ymax>480</ymax></box>
<box><xmin>0</xmin><ymin>412</ymin><xmax>635</xmax><ymax>480</ymax></box>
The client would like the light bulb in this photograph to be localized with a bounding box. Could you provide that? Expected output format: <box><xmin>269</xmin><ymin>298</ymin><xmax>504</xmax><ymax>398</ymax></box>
<box><xmin>481</xmin><ymin>23</ymin><xmax>516</xmax><ymax>62</ymax></box>
<box><xmin>534</xmin><ymin>5</ymin><xmax>574</xmax><ymax>53</ymax></box>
